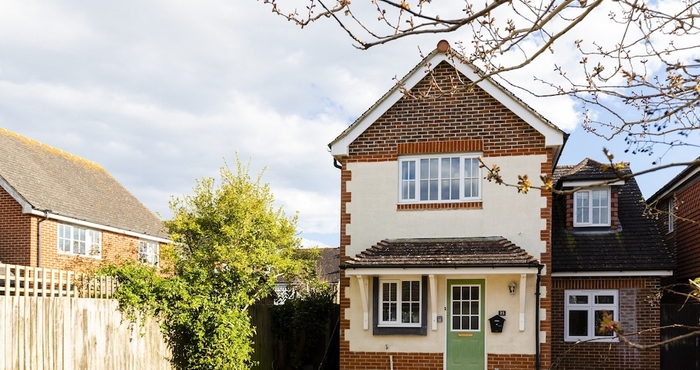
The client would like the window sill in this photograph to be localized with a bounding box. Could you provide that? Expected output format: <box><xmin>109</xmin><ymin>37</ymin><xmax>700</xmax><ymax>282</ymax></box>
<box><xmin>373</xmin><ymin>326</ymin><xmax>427</xmax><ymax>336</ymax></box>
<box><xmin>397</xmin><ymin>201</ymin><xmax>482</xmax><ymax>211</ymax></box>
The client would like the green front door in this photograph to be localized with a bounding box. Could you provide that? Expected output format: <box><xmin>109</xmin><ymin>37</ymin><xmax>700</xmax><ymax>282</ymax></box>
<box><xmin>446</xmin><ymin>280</ymin><xmax>485</xmax><ymax>370</ymax></box>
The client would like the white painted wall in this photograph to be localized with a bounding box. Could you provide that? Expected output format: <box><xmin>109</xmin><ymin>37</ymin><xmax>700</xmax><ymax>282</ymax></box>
<box><xmin>345</xmin><ymin>155</ymin><xmax>547</xmax><ymax>259</ymax></box>
<box><xmin>343</xmin><ymin>154</ymin><xmax>547</xmax><ymax>355</ymax></box>
<box><xmin>344</xmin><ymin>274</ymin><xmax>538</xmax><ymax>354</ymax></box>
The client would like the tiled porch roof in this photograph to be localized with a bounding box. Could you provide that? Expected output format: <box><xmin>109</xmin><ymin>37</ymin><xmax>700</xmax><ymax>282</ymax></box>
<box><xmin>344</xmin><ymin>237</ymin><xmax>539</xmax><ymax>269</ymax></box>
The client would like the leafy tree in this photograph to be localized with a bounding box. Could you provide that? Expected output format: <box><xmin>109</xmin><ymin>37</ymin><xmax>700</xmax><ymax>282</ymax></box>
<box><xmin>103</xmin><ymin>159</ymin><xmax>316</xmax><ymax>370</ymax></box>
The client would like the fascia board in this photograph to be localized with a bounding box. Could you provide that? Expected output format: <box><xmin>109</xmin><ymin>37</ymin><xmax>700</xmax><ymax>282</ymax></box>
<box><xmin>648</xmin><ymin>165</ymin><xmax>700</xmax><ymax>203</ymax></box>
<box><xmin>330</xmin><ymin>52</ymin><xmax>564</xmax><ymax>157</ymax></box>
<box><xmin>551</xmin><ymin>270</ymin><xmax>673</xmax><ymax>277</ymax></box>
<box><xmin>345</xmin><ymin>266</ymin><xmax>539</xmax><ymax>276</ymax></box>
<box><xmin>27</xmin><ymin>209</ymin><xmax>171</xmax><ymax>243</ymax></box>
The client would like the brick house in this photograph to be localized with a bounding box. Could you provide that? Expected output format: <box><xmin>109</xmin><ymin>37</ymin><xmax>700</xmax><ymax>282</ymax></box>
<box><xmin>0</xmin><ymin>128</ymin><xmax>168</xmax><ymax>271</ymax></box>
<box><xmin>551</xmin><ymin>158</ymin><xmax>673</xmax><ymax>369</ymax></box>
<box><xmin>647</xmin><ymin>161</ymin><xmax>700</xmax><ymax>369</ymax></box>
<box><xmin>329</xmin><ymin>40</ymin><xmax>566</xmax><ymax>370</ymax></box>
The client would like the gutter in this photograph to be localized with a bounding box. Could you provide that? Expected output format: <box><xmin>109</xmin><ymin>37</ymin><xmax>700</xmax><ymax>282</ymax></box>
<box><xmin>37</xmin><ymin>210</ymin><xmax>50</xmax><ymax>267</ymax></box>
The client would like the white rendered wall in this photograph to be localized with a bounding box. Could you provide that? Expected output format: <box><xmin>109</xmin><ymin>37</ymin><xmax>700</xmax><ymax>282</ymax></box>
<box><xmin>345</xmin><ymin>155</ymin><xmax>548</xmax><ymax>258</ymax></box>
<box><xmin>344</xmin><ymin>274</ymin><xmax>538</xmax><ymax>354</ymax></box>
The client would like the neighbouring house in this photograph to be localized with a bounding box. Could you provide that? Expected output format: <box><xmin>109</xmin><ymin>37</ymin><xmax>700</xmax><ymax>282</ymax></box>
<box><xmin>329</xmin><ymin>40</ymin><xmax>567</xmax><ymax>370</ymax></box>
<box><xmin>646</xmin><ymin>160</ymin><xmax>700</xmax><ymax>369</ymax></box>
<box><xmin>0</xmin><ymin>128</ymin><xmax>169</xmax><ymax>271</ymax></box>
<box><xmin>550</xmin><ymin>158</ymin><xmax>673</xmax><ymax>369</ymax></box>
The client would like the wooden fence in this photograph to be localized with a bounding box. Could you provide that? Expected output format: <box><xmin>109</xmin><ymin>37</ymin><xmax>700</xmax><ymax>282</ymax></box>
<box><xmin>0</xmin><ymin>263</ymin><xmax>117</xmax><ymax>298</ymax></box>
<box><xmin>0</xmin><ymin>296</ymin><xmax>172</xmax><ymax>370</ymax></box>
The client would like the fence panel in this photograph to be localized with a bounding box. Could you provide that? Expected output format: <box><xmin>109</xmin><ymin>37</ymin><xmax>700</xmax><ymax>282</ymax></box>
<box><xmin>0</xmin><ymin>296</ymin><xmax>172</xmax><ymax>370</ymax></box>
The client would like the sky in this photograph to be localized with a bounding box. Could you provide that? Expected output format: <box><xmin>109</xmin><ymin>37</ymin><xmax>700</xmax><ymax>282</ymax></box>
<box><xmin>0</xmin><ymin>1</ymin><xmax>697</xmax><ymax>249</ymax></box>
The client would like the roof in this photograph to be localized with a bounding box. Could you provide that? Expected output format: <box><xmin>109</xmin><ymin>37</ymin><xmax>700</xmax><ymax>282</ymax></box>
<box><xmin>554</xmin><ymin>158</ymin><xmax>622</xmax><ymax>183</ymax></box>
<box><xmin>328</xmin><ymin>40</ymin><xmax>566</xmax><ymax>159</ymax></box>
<box><xmin>344</xmin><ymin>237</ymin><xmax>539</xmax><ymax>269</ymax></box>
<box><xmin>647</xmin><ymin>158</ymin><xmax>700</xmax><ymax>204</ymax></box>
<box><xmin>317</xmin><ymin>247</ymin><xmax>340</xmax><ymax>283</ymax></box>
<box><xmin>0</xmin><ymin>128</ymin><xmax>167</xmax><ymax>239</ymax></box>
<box><xmin>552</xmin><ymin>160</ymin><xmax>673</xmax><ymax>273</ymax></box>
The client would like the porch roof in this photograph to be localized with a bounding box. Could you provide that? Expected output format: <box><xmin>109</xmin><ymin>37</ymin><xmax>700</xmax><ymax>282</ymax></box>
<box><xmin>344</xmin><ymin>237</ymin><xmax>540</xmax><ymax>270</ymax></box>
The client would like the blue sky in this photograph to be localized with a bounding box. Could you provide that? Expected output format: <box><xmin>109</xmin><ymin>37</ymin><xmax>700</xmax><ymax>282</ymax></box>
<box><xmin>0</xmin><ymin>1</ymin><xmax>696</xmax><ymax>248</ymax></box>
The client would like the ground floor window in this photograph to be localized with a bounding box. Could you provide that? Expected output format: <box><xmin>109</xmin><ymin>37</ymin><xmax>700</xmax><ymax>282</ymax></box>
<box><xmin>373</xmin><ymin>276</ymin><xmax>427</xmax><ymax>335</ymax></box>
<box><xmin>564</xmin><ymin>289</ymin><xmax>618</xmax><ymax>342</ymax></box>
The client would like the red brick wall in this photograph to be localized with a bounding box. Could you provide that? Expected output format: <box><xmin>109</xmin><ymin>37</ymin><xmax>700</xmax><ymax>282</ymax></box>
<box><xmin>340</xmin><ymin>351</ymin><xmax>442</xmax><ymax>370</ymax></box>
<box><xmin>0</xmin><ymin>187</ymin><xmax>35</xmax><ymax>266</ymax></box>
<box><xmin>337</xmin><ymin>60</ymin><xmax>556</xmax><ymax>369</ymax></box>
<box><xmin>668</xmin><ymin>178</ymin><xmax>700</xmax><ymax>281</ymax></box>
<box><xmin>0</xmin><ymin>186</ymin><xmax>158</xmax><ymax>271</ymax></box>
<box><xmin>551</xmin><ymin>277</ymin><xmax>661</xmax><ymax>370</ymax></box>
<box><xmin>347</xmin><ymin>62</ymin><xmax>547</xmax><ymax>161</ymax></box>
<box><xmin>488</xmin><ymin>354</ymin><xmax>536</xmax><ymax>370</ymax></box>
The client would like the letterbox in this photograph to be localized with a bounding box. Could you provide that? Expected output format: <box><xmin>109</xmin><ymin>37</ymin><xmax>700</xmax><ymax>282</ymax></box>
<box><xmin>489</xmin><ymin>314</ymin><xmax>506</xmax><ymax>333</ymax></box>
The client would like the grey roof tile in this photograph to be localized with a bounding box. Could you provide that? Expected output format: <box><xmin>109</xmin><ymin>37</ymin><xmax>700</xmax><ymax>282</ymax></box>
<box><xmin>552</xmin><ymin>161</ymin><xmax>673</xmax><ymax>272</ymax></box>
<box><xmin>0</xmin><ymin>128</ymin><xmax>167</xmax><ymax>239</ymax></box>
<box><xmin>345</xmin><ymin>237</ymin><xmax>539</xmax><ymax>269</ymax></box>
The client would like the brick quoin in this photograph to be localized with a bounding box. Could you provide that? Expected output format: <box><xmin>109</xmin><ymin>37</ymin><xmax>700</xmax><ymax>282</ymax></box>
<box><xmin>663</xmin><ymin>179</ymin><xmax>700</xmax><ymax>281</ymax></box>
<box><xmin>551</xmin><ymin>277</ymin><xmax>661</xmax><ymax>370</ymax></box>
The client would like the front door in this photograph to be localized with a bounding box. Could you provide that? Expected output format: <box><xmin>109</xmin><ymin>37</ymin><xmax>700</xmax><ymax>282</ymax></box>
<box><xmin>446</xmin><ymin>280</ymin><xmax>485</xmax><ymax>370</ymax></box>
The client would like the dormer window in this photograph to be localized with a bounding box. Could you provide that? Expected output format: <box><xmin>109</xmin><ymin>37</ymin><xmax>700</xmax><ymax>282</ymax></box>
<box><xmin>574</xmin><ymin>188</ymin><xmax>610</xmax><ymax>227</ymax></box>
<box><xmin>398</xmin><ymin>155</ymin><xmax>481</xmax><ymax>203</ymax></box>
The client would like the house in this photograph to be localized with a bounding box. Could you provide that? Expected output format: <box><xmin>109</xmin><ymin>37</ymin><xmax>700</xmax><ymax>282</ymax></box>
<box><xmin>551</xmin><ymin>158</ymin><xmax>673</xmax><ymax>369</ymax></box>
<box><xmin>646</xmin><ymin>161</ymin><xmax>700</xmax><ymax>369</ymax></box>
<box><xmin>0</xmin><ymin>128</ymin><xmax>169</xmax><ymax>271</ymax></box>
<box><xmin>329</xmin><ymin>40</ymin><xmax>566</xmax><ymax>370</ymax></box>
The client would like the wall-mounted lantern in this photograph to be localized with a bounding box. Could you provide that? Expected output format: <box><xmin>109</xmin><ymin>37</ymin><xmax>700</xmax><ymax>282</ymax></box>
<box><xmin>508</xmin><ymin>281</ymin><xmax>517</xmax><ymax>296</ymax></box>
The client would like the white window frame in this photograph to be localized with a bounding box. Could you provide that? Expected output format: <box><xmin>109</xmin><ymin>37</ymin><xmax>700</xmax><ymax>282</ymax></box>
<box><xmin>57</xmin><ymin>223</ymin><xmax>102</xmax><ymax>258</ymax></box>
<box><xmin>573</xmin><ymin>188</ymin><xmax>611</xmax><ymax>227</ymax></box>
<box><xmin>668</xmin><ymin>198</ymin><xmax>675</xmax><ymax>233</ymax></box>
<box><xmin>564</xmin><ymin>290</ymin><xmax>618</xmax><ymax>342</ymax></box>
<box><xmin>378</xmin><ymin>279</ymin><xmax>422</xmax><ymax>327</ymax></box>
<box><xmin>138</xmin><ymin>239</ymin><xmax>160</xmax><ymax>266</ymax></box>
<box><xmin>398</xmin><ymin>154</ymin><xmax>481</xmax><ymax>203</ymax></box>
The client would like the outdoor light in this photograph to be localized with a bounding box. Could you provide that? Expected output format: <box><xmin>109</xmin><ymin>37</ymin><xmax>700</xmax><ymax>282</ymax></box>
<box><xmin>508</xmin><ymin>281</ymin><xmax>517</xmax><ymax>295</ymax></box>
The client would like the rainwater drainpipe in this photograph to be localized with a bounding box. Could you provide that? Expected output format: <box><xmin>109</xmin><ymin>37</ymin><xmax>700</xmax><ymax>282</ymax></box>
<box><xmin>535</xmin><ymin>264</ymin><xmax>544</xmax><ymax>370</ymax></box>
<box><xmin>333</xmin><ymin>158</ymin><xmax>342</xmax><ymax>170</ymax></box>
<box><xmin>37</xmin><ymin>210</ymin><xmax>50</xmax><ymax>267</ymax></box>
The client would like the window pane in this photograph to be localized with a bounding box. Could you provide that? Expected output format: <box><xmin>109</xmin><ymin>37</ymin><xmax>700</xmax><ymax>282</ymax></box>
<box><xmin>420</xmin><ymin>180</ymin><xmax>429</xmax><ymax>200</ymax></box>
<box><xmin>411</xmin><ymin>281</ymin><xmax>419</xmax><ymax>300</ymax></box>
<box><xmin>595</xmin><ymin>295</ymin><xmax>615</xmax><ymax>304</ymax></box>
<box><xmin>569</xmin><ymin>295</ymin><xmax>589</xmax><ymax>304</ymax></box>
<box><xmin>470</xmin><ymin>316</ymin><xmax>479</xmax><ymax>330</ymax></box>
<box><xmin>471</xmin><ymin>287</ymin><xmax>479</xmax><ymax>300</ymax></box>
<box><xmin>568</xmin><ymin>310</ymin><xmax>588</xmax><ymax>336</ymax></box>
<box><xmin>470</xmin><ymin>301</ymin><xmax>479</xmax><ymax>316</ymax></box>
<box><xmin>402</xmin><ymin>281</ymin><xmax>410</xmax><ymax>299</ymax></box>
<box><xmin>453</xmin><ymin>318</ymin><xmax>460</xmax><ymax>330</ymax></box>
<box><xmin>420</xmin><ymin>159</ymin><xmax>430</xmax><ymax>179</ymax></box>
<box><xmin>441</xmin><ymin>158</ymin><xmax>451</xmax><ymax>178</ymax></box>
<box><xmin>576</xmin><ymin>192</ymin><xmax>590</xmax><ymax>223</ymax></box>
<box><xmin>453</xmin><ymin>301</ymin><xmax>460</xmax><ymax>315</ymax></box>
<box><xmin>383</xmin><ymin>283</ymin><xmax>391</xmax><ymax>301</ymax></box>
<box><xmin>441</xmin><ymin>179</ymin><xmax>451</xmax><ymax>200</ymax></box>
<box><xmin>429</xmin><ymin>158</ymin><xmax>438</xmax><ymax>178</ymax></box>
<box><xmin>462</xmin><ymin>316</ymin><xmax>469</xmax><ymax>330</ymax></box>
<box><xmin>429</xmin><ymin>179</ymin><xmax>438</xmax><ymax>200</ymax></box>
<box><xmin>453</xmin><ymin>286</ymin><xmax>461</xmax><ymax>300</ymax></box>
<box><xmin>450</xmin><ymin>179</ymin><xmax>460</xmax><ymax>199</ymax></box>
<box><xmin>595</xmin><ymin>310</ymin><xmax>615</xmax><ymax>336</ymax></box>
<box><xmin>462</xmin><ymin>302</ymin><xmax>469</xmax><ymax>315</ymax></box>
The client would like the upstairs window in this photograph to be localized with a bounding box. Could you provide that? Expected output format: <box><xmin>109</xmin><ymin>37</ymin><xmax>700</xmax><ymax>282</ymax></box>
<box><xmin>565</xmin><ymin>290</ymin><xmax>618</xmax><ymax>342</ymax></box>
<box><xmin>574</xmin><ymin>188</ymin><xmax>610</xmax><ymax>227</ymax></box>
<box><xmin>139</xmin><ymin>240</ymin><xmax>160</xmax><ymax>266</ymax></box>
<box><xmin>58</xmin><ymin>224</ymin><xmax>102</xmax><ymax>258</ymax></box>
<box><xmin>399</xmin><ymin>155</ymin><xmax>481</xmax><ymax>203</ymax></box>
